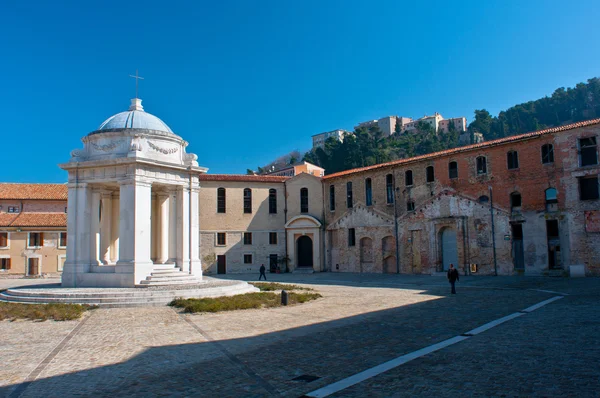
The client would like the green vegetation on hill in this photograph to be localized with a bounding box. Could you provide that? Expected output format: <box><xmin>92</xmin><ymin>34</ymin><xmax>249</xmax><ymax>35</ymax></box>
<box><xmin>303</xmin><ymin>77</ymin><xmax>600</xmax><ymax>175</ymax></box>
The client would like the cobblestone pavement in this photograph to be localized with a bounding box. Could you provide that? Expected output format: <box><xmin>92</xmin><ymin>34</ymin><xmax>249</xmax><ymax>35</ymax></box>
<box><xmin>0</xmin><ymin>274</ymin><xmax>598</xmax><ymax>397</ymax></box>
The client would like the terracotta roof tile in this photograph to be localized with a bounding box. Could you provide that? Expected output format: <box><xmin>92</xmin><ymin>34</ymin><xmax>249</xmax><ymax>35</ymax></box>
<box><xmin>6</xmin><ymin>212</ymin><xmax>67</xmax><ymax>228</ymax></box>
<box><xmin>323</xmin><ymin>118</ymin><xmax>600</xmax><ymax>180</ymax></box>
<box><xmin>199</xmin><ymin>174</ymin><xmax>290</xmax><ymax>183</ymax></box>
<box><xmin>0</xmin><ymin>183</ymin><xmax>68</xmax><ymax>200</ymax></box>
<box><xmin>0</xmin><ymin>213</ymin><xmax>19</xmax><ymax>227</ymax></box>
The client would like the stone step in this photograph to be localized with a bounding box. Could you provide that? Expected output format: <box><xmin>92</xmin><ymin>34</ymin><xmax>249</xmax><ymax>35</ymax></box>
<box><xmin>0</xmin><ymin>282</ymin><xmax>259</xmax><ymax>307</ymax></box>
<box><xmin>139</xmin><ymin>280</ymin><xmax>204</xmax><ymax>286</ymax></box>
<box><xmin>147</xmin><ymin>272</ymin><xmax>195</xmax><ymax>278</ymax></box>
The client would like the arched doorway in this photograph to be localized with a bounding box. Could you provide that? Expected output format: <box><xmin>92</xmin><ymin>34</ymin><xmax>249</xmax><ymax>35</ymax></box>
<box><xmin>441</xmin><ymin>228</ymin><xmax>458</xmax><ymax>271</ymax></box>
<box><xmin>297</xmin><ymin>236</ymin><xmax>313</xmax><ymax>268</ymax></box>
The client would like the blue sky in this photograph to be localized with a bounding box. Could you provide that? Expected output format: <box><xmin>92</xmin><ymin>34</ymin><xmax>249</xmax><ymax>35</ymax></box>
<box><xmin>2</xmin><ymin>0</ymin><xmax>600</xmax><ymax>182</ymax></box>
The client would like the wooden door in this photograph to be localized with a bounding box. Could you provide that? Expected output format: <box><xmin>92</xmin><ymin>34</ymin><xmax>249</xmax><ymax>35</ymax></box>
<box><xmin>28</xmin><ymin>258</ymin><xmax>39</xmax><ymax>275</ymax></box>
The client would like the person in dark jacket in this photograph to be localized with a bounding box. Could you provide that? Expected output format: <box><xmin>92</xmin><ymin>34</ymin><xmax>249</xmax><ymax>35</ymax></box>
<box><xmin>259</xmin><ymin>264</ymin><xmax>267</xmax><ymax>280</ymax></box>
<box><xmin>447</xmin><ymin>263</ymin><xmax>459</xmax><ymax>294</ymax></box>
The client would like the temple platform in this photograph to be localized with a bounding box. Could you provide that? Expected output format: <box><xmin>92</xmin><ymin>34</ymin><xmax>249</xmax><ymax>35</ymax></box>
<box><xmin>0</xmin><ymin>277</ymin><xmax>259</xmax><ymax>307</ymax></box>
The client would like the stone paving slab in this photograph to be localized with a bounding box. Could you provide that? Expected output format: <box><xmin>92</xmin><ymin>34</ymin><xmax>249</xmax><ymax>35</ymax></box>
<box><xmin>0</xmin><ymin>274</ymin><xmax>597</xmax><ymax>397</ymax></box>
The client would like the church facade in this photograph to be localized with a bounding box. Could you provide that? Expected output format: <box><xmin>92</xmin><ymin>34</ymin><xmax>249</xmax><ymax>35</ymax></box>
<box><xmin>1</xmin><ymin>100</ymin><xmax>599</xmax><ymax>280</ymax></box>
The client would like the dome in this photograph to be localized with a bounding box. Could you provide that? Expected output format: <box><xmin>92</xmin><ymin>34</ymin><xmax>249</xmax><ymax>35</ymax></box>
<box><xmin>96</xmin><ymin>98</ymin><xmax>173</xmax><ymax>134</ymax></box>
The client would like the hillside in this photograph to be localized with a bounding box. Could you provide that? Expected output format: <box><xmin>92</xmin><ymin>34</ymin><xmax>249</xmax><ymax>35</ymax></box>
<box><xmin>302</xmin><ymin>77</ymin><xmax>600</xmax><ymax>175</ymax></box>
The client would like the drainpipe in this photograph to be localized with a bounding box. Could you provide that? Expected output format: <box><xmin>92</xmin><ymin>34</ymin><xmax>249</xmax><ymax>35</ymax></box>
<box><xmin>284</xmin><ymin>182</ymin><xmax>288</xmax><ymax>272</ymax></box>
<box><xmin>489</xmin><ymin>186</ymin><xmax>498</xmax><ymax>276</ymax></box>
<box><xmin>393</xmin><ymin>169</ymin><xmax>400</xmax><ymax>274</ymax></box>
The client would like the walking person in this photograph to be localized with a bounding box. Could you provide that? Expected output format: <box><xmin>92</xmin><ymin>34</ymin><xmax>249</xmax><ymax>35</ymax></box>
<box><xmin>447</xmin><ymin>263</ymin><xmax>459</xmax><ymax>294</ymax></box>
<box><xmin>259</xmin><ymin>264</ymin><xmax>267</xmax><ymax>281</ymax></box>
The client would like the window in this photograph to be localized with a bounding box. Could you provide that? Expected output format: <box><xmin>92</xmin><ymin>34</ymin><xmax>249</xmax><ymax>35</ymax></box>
<box><xmin>243</xmin><ymin>232</ymin><xmax>252</xmax><ymax>245</ymax></box>
<box><xmin>244</xmin><ymin>254</ymin><xmax>253</xmax><ymax>264</ymax></box>
<box><xmin>0</xmin><ymin>232</ymin><xmax>8</xmax><ymax>248</ymax></box>
<box><xmin>406</xmin><ymin>201</ymin><xmax>415</xmax><ymax>211</ymax></box>
<box><xmin>426</xmin><ymin>166</ymin><xmax>435</xmax><ymax>182</ymax></box>
<box><xmin>386</xmin><ymin>174</ymin><xmax>394</xmax><ymax>204</ymax></box>
<box><xmin>329</xmin><ymin>185</ymin><xmax>335</xmax><ymax>211</ymax></box>
<box><xmin>7</xmin><ymin>206</ymin><xmax>19</xmax><ymax>213</ymax></box>
<box><xmin>507</xmin><ymin>151</ymin><xmax>519</xmax><ymax>170</ymax></box>
<box><xmin>28</xmin><ymin>233</ymin><xmax>43</xmax><ymax>248</ymax></box>
<box><xmin>579</xmin><ymin>177</ymin><xmax>599</xmax><ymax>200</ymax></box>
<box><xmin>478</xmin><ymin>195</ymin><xmax>489</xmax><ymax>203</ymax></box>
<box><xmin>59</xmin><ymin>232</ymin><xmax>67</xmax><ymax>248</ymax></box>
<box><xmin>579</xmin><ymin>137</ymin><xmax>598</xmax><ymax>166</ymax></box>
<box><xmin>216</xmin><ymin>233</ymin><xmax>226</xmax><ymax>246</ymax></box>
<box><xmin>545</xmin><ymin>188</ymin><xmax>558</xmax><ymax>204</ymax></box>
<box><xmin>269</xmin><ymin>232</ymin><xmax>278</xmax><ymax>245</ymax></box>
<box><xmin>0</xmin><ymin>258</ymin><xmax>11</xmax><ymax>270</ymax></box>
<box><xmin>268</xmin><ymin>188</ymin><xmax>277</xmax><ymax>214</ymax></box>
<box><xmin>243</xmin><ymin>188</ymin><xmax>252</xmax><ymax>213</ymax></box>
<box><xmin>541</xmin><ymin>144</ymin><xmax>554</xmax><ymax>164</ymax></box>
<box><xmin>510</xmin><ymin>192</ymin><xmax>522</xmax><ymax>209</ymax></box>
<box><xmin>347</xmin><ymin>182</ymin><xmax>353</xmax><ymax>208</ymax></box>
<box><xmin>300</xmin><ymin>188</ymin><xmax>309</xmax><ymax>213</ymax></box>
<box><xmin>348</xmin><ymin>228</ymin><xmax>356</xmax><ymax>246</ymax></box>
<box><xmin>217</xmin><ymin>188</ymin><xmax>226</xmax><ymax>213</ymax></box>
<box><xmin>476</xmin><ymin>156</ymin><xmax>487</xmax><ymax>174</ymax></box>
<box><xmin>365</xmin><ymin>178</ymin><xmax>373</xmax><ymax>206</ymax></box>
<box><xmin>405</xmin><ymin>170</ymin><xmax>413</xmax><ymax>186</ymax></box>
<box><xmin>64</xmin><ymin>207</ymin><xmax>68</xmax><ymax>213</ymax></box>
<box><xmin>449</xmin><ymin>161</ymin><xmax>458</xmax><ymax>179</ymax></box>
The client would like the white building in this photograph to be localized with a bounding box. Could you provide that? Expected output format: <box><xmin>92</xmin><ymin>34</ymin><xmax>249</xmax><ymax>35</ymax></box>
<box><xmin>60</xmin><ymin>98</ymin><xmax>206</xmax><ymax>287</ymax></box>
<box><xmin>312</xmin><ymin>129</ymin><xmax>351</xmax><ymax>149</ymax></box>
<box><xmin>354</xmin><ymin>116</ymin><xmax>412</xmax><ymax>137</ymax></box>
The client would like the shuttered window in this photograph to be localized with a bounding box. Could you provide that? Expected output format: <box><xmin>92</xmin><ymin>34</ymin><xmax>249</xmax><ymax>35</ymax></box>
<box><xmin>0</xmin><ymin>258</ymin><xmax>11</xmax><ymax>270</ymax></box>
<box><xmin>0</xmin><ymin>232</ymin><xmax>8</xmax><ymax>248</ymax></box>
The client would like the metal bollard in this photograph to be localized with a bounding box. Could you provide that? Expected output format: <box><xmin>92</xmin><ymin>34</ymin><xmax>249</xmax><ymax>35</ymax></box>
<box><xmin>281</xmin><ymin>290</ymin><xmax>288</xmax><ymax>306</ymax></box>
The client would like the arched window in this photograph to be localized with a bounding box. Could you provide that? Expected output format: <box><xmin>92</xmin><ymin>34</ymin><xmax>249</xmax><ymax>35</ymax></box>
<box><xmin>386</xmin><ymin>174</ymin><xmax>394</xmax><ymax>204</ymax></box>
<box><xmin>405</xmin><ymin>170</ymin><xmax>413</xmax><ymax>186</ymax></box>
<box><xmin>365</xmin><ymin>178</ymin><xmax>372</xmax><ymax>206</ymax></box>
<box><xmin>426</xmin><ymin>166</ymin><xmax>435</xmax><ymax>182</ymax></box>
<box><xmin>217</xmin><ymin>188</ymin><xmax>226</xmax><ymax>213</ymax></box>
<box><xmin>541</xmin><ymin>144</ymin><xmax>554</xmax><ymax>164</ymax></box>
<box><xmin>300</xmin><ymin>188</ymin><xmax>308</xmax><ymax>213</ymax></box>
<box><xmin>346</xmin><ymin>182</ymin><xmax>353</xmax><ymax>208</ymax></box>
<box><xmin>507</xmin><ymin>151</ymin><xmax>519</xmax><ymax>170</ymax></box>
<box><xmin>478</xmin><ymin>195</ymin><xmax>489</xmax><ymax>203</ymax></box>
<box><xmin>510</xmin><ymin>192</ymin><xmax>522</xmax><ymax>210</ymax></box>
<box><xmin>476</xmin><ymin>156</ymin><xmax>487</xmax><ymax>175</ymax></box>
<box><xmin>329</xmin><ymin>185</ymin><xmax>335</xmax><ymax>211</ymax></box>
<box><xmin>448</xmin><ymin>161</ymin><xmax>458</xmax><ymax>179</ymax></box>
<box><xmin>243</xmin><ymin>188</ymin><xmax>252</xmax><ymax>213</ymax></box>
<box><xmin>545</xmin><ymin>188</ymin><xmax>558</xmax><ymax>204</ymax></box>
<box><xmin>268</xmin><ymin>188</ymin><xmax>277</xmax><ymax>214</ymax></box>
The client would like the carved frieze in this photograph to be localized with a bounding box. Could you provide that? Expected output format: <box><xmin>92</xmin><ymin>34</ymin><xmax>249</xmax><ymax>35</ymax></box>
<box><xmin>90</xmin><ymin>140</ymin><xmax>124</xmax><ymax>152</ymax></box>
<box><xmin>147</xmin><ymin>140</ymin><xmax>178</xmax><ymax>154</ymax></box>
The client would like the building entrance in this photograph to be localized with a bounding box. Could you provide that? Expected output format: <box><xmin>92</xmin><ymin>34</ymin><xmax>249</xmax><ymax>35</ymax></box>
<box><xmin>441</xmin><ymin>228</ymin><xmax>458</xmax><ymax>271</ymax></box>
<box><xmin>296</xmin><ymin>236</ymin><xmax>313</xmax><ymax>268</ymax></box>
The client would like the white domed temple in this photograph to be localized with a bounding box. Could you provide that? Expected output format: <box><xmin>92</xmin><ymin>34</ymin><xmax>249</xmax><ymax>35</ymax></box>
<box><xmin>60</xmin><ymin>98</ymin><xmax>207</xmax><ymax>287</ymax></box>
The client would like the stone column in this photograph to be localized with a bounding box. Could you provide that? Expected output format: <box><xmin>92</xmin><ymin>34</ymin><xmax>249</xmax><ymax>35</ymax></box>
<box><xmin>116</xmin><ymin>179</ymin><xmax>154</xmax><ymax>285</ymax></box>
<box><xmin>189</xmin><ymin>185</ymin><xmax>202</xmax><ymax>276</ymax></box>
<box><xmin>168</xmin><ymin>192</ymin><xmax>177</xmax><ymax>263</ymax></box>
<box><xmin>100</xmin><ymin>191</ymin><xmax>112</xmax><ymax>264</ymax></box>
<box><xmin>90</xmin><ymin>191</ymin><xmax>101</xmax><ymax>266</ymax></box>
<box><xmin>176</xmin><ymin>186</ymin><xmax>190</xmax><ymax>273</ymax></box>
<box><xmin>157</xmin><ymin>192</ymin><xmax>170</xmax><ymax>264</ymax></box>
<box><xmin>62</xmin><ymin>182</ymin><xmax>93</xmax><ymax>287</ymax></box>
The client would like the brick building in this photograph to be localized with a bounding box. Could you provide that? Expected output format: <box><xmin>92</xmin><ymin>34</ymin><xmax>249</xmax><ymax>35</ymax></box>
<box><xmin>323</xmin><ymin>119</ymin><xmax>600</xmax><ymax>276</ymax></box>
<box><xmin>0</xmin><ymin>184</ymin><xmax>68</xmax><ymax>276</ymax></box>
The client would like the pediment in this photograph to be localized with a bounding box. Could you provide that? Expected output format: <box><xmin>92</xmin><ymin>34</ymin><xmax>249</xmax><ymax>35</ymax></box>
<box><xmin>285</xmin><ymin>215</ymin><xmax>322</xmax><ymax>229</ymax></box>
<box><xmin>326</xmin><ymin>203</ymin><xmax>394</xmax><ymax>230</ymax></box>
<box><xmin>401</xmin><ymin>189</ymin><xmax>509</xmax><ymax>221</ymax></box>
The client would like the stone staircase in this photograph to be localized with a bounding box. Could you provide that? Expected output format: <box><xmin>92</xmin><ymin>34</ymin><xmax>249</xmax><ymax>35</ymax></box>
<box><xmin>138</xmin><ymin>264</ymin><xmax>203</xmax><ymax>286</ymax></box>
<box><xmin>0</xmin><ymin>278</ymin><xmax>259</xmax><ymax>307</ymax></box>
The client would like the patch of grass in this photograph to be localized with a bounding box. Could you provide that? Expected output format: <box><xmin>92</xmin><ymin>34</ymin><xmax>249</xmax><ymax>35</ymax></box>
<box><xmin>249</xmin><ymin>282</ymin><xmax>313</xmax><ymax>292</ymax></box>
<box><xmin>169</xmin><ymin>291</ymin><xmax>322</xmax><ymax>313</ymax></box>
<box><xmin>0</xmin><ymin>302</ymin><xmax>94</xmax><ymax>321</ymax></box>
